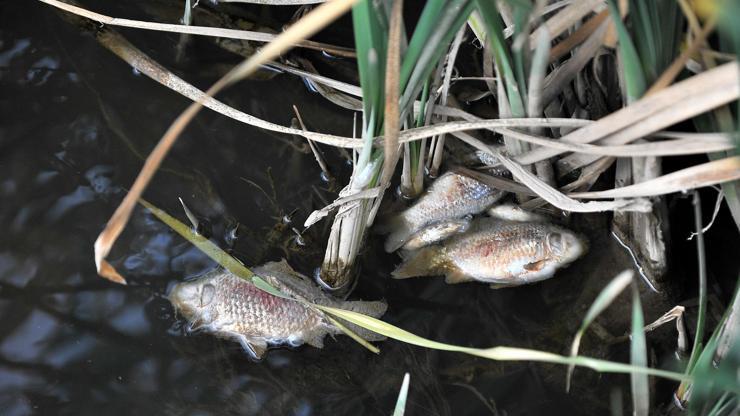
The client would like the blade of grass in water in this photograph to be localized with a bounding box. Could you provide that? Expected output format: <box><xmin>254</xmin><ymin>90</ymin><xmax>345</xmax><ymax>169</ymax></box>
<box><xmin>567</xmin><ymin>270</ymin><xmax>634</xmax><ymax>391</ymax></box>
<box><xmin>630</xmin><ymin>283</ymin><xmax>650</xmax><ymax>416</ymax></box>
<box><xmin>392</xmin><ymin>373</ymin><xmax>411</xmax><ymax>416</ymax></box>
<box><xmin>314</xmin><ymin>304</ymin><xmax>691</xmax><ymax>382</ymax></box>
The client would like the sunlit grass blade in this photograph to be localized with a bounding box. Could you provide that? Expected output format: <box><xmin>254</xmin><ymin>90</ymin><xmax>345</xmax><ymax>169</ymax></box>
<box><xmin>567</xmin><ymin>270</ymin><xmax>634</xmax><ymax>391</ymax></box>
<box><xmin>314</xmin><ymin>304</ymin><xmax>691</xmax><ymax>382</ymax></box>
<box><xmin>630</xmin><ymin>283</ymin><xmax>650</xmax><ymax>416</ymax></box>
<box><xmin>392</xmin><ymin>373</ymin><xmax>411</xmax><ymax>416</ymax></box>
<box><xmin>138</xmin><ymin>198</ymin><xmax>256</xmax><ymax>282</ymax></box>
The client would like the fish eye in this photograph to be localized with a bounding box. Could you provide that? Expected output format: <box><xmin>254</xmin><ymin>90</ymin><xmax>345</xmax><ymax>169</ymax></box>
<box><xmin>547</xmin><ymin>232</ymin><xmax>565</xmax><ymax>256</ymax></box>
<box><xmin>200</xmin><ymin>284</ymin><xmax>215</xmax><ymax>307</ymax></box>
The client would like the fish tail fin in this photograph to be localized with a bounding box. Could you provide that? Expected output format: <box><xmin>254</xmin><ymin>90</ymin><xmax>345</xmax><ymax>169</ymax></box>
<box><xmin>383</xmin><ymin>217</ymin><xmax>415</xmax><ymax>252</ymax></box>
<box><xmin>334</xmin><ymin>300</ymin><xmax>388</xmax><ymax>342</ymax></box>
<box><xmin>391</xmin><ymin>247</ymin><xmax>441</xmax><ymax>279</ymax></box>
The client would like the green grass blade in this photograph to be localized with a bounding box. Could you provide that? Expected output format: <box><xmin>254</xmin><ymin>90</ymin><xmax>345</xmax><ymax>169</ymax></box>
<box><xmin>475</xmin><ymin>0</ymin><xmax>525</xmax><ymax>115</ymax></box>
<box><xmin>686</xmin><ymin>191</ymin><xmax>708</xmax><ymax>374</ymax></box>
<box><xmin>139</xmin><ymin>198</ymin><xmax>255</xmax><ymax>282</ymax></box>
<box><xmin>400</xmin><ymin>0</ymin><xmax>473</xmax><ymax>115</ymax></box>
<box><xmin>392</xmin><ymin>373</ymin><xmax>411</xmax><ymax>416</ymax></box>
<box><xmin>630</xmin><ymin>283</ymin><xmax>650</xmax><ymax>416</ymax></box>
<box><xmin>607</xmin><ymin>0</ymin><xmax>646</xmax><ymax>102</ymax></box>
<box><xmin>400</xmin><ymin>0</ymin><xmax>446</xmax><ymax>90</ymax></box>
<box><xmin>352</xmin><ymin>0</ymin><xmax>388</xmax><ymax>133</ymax></box>
<box><xmin>566</xmin><ymin>270</ymin><xmax>634</xmax><ymax>391</ymax></box>
<box><xmin>314</xmin><ymin>305</ymin><xmax>691</xmax><ymax>382</ymax></box>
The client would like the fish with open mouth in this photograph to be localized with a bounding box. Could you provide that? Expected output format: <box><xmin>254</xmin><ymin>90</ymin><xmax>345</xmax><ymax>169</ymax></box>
<box><xmin>392</xmin><ymin>218</ymin><xmax>586</xmax><ymax>288</ymax></box>
<box><xmin>168</xmin><ymin>260</ymin><xmax>387</xmax><ymax>359</ymax></box>
<box><xmin>382</xmin><ymin>171</ymin><xmax>504</xmax><ymax>252</ymax></box>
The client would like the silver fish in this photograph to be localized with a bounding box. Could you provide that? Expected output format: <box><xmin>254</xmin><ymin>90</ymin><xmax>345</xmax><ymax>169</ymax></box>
<box><xmin>169</xmin><ymin>260</ymin><xmax>386</xmax><ymax>359</ymax></box>
<box><xmin>383</xmin><ymin>171</ymin><xmax>503</xmax><ymax>252</ymax></box>
<box><xmin>392</xmin><ymin>218</ymin><xmax>586</xmax><ymax>288</ymax></box>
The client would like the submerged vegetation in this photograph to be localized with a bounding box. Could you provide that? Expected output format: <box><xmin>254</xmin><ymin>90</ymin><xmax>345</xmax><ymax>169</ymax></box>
<box><xmin>36</xmin><ymin>0</ymin><xmax>740</xmax><ymax>413</ymax></box>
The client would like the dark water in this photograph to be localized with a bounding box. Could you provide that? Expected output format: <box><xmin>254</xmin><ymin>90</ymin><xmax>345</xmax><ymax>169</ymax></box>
<box><xmin>2</xmin><ymin>2</ymin><xmax>738</xmax><ymax>415</ymax></box>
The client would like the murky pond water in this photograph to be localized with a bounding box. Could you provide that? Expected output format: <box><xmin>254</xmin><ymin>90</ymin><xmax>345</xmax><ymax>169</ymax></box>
<box><xmin>2</xmin><ymin>2</ymin><xmax>738</xmax><ymax>415</ymax></box>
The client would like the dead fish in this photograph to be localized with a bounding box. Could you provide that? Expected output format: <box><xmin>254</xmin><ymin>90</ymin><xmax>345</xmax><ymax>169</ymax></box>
<box><xmin>401</xmin><ymin>218</ymin><xmax>471</xmax><ymax>251</ymax></box>
<box><xmin>392</xmin><ymin>218</ymin><xmax>586</xmax><ymax>288</ymax></box>
<box><xmin>169</xmin><ymin>260</ymin><xmax>386</xmax><ymax>359</ymax></box>
<box><xmin>382</xmin><ymin>171</ymin><xmax>503</xmax><ymax>252</ymax></box>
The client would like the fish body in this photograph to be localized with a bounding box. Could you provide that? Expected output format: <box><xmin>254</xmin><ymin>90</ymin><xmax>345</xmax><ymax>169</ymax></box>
<box><xmin>168</xmin><ymin>260</ymin><xmax>386</xmax><ymax>359</ymax></box>
<box><xmin>384</xmin><ymin>171</ymin><xmax>503</xmax><ymax>252</ymax></box>
<box><xmin>392</xmin><ymin>218</ymin><xmax>586</xmax><ymax>287</ymax></box>
<box><xmin>402</xmin><ymin>218</ymin><xmax>471</xmax><ymax>251</ymax></box>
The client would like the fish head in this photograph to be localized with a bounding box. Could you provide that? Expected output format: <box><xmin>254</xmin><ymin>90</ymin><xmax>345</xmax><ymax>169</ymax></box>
<box><xmin>545</xmin><ymin>228</ymin><xmax>587</xmax><ymax>265</ymax></box>
<box><xmin>168</xmin><ymin>279</ymin><xmax>219</xmax><ymax>325</ymax></box>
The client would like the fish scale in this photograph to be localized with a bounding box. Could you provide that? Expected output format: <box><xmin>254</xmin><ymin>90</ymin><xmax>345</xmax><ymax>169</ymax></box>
<box><xmin>384</xmin><ymin>171</ymin><xmax>504</xmax><ymax>252</ymax></box>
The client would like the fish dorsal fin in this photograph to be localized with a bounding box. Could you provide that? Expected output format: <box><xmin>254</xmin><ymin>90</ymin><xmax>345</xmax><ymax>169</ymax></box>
<box><xmin>236</xmin><ymin>335</ymin><xmax>268</xmax><ymax>360</ymax></box>
<box><xmin>524</xmin><ymin>260</ymin><xmax>546</xmax><ymax>271</ymax></box>
<box><xmin>444</xmin><ymin>269</ymin><xmax>472</xmax><ymax>284</ymax></box>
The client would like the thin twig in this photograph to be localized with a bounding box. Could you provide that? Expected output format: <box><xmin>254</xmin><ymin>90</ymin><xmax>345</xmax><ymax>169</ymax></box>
<box><xmin>292</xmin><ymin>105</ymin><xmax>332</xmax><ymax>180</ymax></box>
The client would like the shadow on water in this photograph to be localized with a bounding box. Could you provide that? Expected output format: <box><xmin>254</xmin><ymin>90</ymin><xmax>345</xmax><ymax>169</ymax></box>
<box><xmin>1</xmin><ymin>2</ymin><xmax>738</xmax><ymax>415</ymax></box>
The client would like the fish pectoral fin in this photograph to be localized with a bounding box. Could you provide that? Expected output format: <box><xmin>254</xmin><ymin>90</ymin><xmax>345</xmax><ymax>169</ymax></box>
<box><xmin>236</xmin><ymin>335</ymin><xmax>268</xmax><ymax>360</ymax></box>
<box><xmin>444</xmin><ymin>269</ymin><xmax>472</xmax><ymax>284</ymax></box>
<box><xmin>524</xmin><ymin>260</ymin><xmax>547</xmax><ymax>272</ymax></box>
